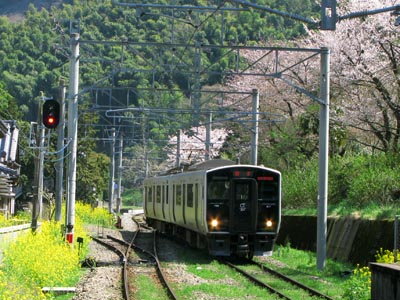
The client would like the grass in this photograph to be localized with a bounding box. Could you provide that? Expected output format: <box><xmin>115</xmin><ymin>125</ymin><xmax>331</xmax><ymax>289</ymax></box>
<box><xmin>132</xmin><ymin>274</ymin><xmax>170</xmax><ymax>300</ymax></box>
<box><xmin>283</xmin><ymin>202</ymin><xmax>400</xmax><ymax>220</ymax></box>
<box><xmin>259</xmin><ymin>245</ymin><xmax>352</xmax><ymax>299</ymax></box>
<box><xmin>154</xmin><ymin>237</ymin><xmax>351</xmax><ymax>300</ymax></box>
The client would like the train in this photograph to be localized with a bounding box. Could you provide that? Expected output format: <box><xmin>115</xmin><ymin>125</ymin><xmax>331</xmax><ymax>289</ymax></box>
<box><xmin>143</xmin><ymin>159</ymin><xmax>281</xmax><ymax>258</ymax></box>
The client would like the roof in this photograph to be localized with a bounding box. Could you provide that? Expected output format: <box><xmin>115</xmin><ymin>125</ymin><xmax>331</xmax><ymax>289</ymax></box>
<box><xmin>187</xmin><ymin>159</ymin><xmax>236</xmax><ymax>171</ymax></box>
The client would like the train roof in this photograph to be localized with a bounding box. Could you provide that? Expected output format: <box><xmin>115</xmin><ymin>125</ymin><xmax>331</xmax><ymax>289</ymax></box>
<box><xmin>155</xmin><ymin>159</ymin><xmax>280</xmax><ymax>176</ymax></box>
<box><xmin>187</xmin><ymin>159</ymin><xmax>236</xmax><ymax>171</ymax></box>
<box><xmin>159</xmin><ymin>159</ymin><xmax>235</xmax><ymax>175</ymax></box>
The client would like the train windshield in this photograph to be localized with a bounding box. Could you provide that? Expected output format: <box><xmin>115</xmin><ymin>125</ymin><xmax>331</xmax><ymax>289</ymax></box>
<box><xmin>207</xmin><ymin>180</ymin><xmax>230</xmax><ymax>200</ymax></box>
<box><xmin>258</xmin><ymin>181</ymin><xmax>279</xmax><ymax>201</ymax></box>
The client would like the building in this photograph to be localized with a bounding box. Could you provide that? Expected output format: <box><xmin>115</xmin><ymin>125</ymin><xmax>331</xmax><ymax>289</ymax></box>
<box><xmin>0</xmin><ymin>120</ymin><xmax>20</xmax><ymax>216</ymax></box>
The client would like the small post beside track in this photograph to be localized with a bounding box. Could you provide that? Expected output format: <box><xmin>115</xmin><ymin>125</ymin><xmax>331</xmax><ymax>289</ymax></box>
<box><xmin>394</xmin><ymin>215</ymin><xmax>400</xmax><ymax>262</ymax></box>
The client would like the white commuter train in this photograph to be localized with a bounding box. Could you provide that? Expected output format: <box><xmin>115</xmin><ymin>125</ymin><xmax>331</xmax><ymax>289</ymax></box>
<box><xmin>144</xmin><ymin>159</ymin><xmax>281</xmax><ymax>258</ymax></box>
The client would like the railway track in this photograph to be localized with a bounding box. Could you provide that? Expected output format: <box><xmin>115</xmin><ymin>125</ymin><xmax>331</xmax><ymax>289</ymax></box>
<box><xmin>220</xmin><ymin>257</ymin><xmax>334</xmax><ymax>300</ymax></box>
<box><xmin>91</xmin><ymin>215</ymin><xmax>178</xmax><ymax>300</ymax></box>
<box><xmin>87</xmin><ymin>214</ymin><xmax>336</xmax><ymax>300</ymax></box>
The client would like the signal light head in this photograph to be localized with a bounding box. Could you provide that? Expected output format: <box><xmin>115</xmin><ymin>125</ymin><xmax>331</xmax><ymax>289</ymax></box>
<box><xmin>42</xmin><ymin>99</ymin><xmax>60</xmax><ymax>129</ymax></box>
<box><xmin>47</xmin><ymin>116</ymin><xmax>55</xmax><ymax>125</ymax></box>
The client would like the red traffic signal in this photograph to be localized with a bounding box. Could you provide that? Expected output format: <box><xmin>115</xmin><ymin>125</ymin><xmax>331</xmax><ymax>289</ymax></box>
<box><xmin>42</xmin><ymin>99</ymin><xmax>60</xmax><ymax>129</ymax></box>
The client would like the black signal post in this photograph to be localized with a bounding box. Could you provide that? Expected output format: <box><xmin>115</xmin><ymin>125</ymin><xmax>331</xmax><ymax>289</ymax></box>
<box><xmin>42</xmin><ymin>99</ymin><xmax>60</xmax><ymax>129</ymax></box>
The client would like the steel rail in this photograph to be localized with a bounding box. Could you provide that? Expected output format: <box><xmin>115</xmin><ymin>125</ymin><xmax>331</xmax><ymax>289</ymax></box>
<box><xmin>220</xmin><ymin>260</ymin><xmax>292</xmax><ymax>299</ymax></box>
<box><xmin>109</xmin><ymin>219</ymin><xmax>179</xmax><ymax>300</ymax></box>
<box><xmin>152</xmin><ymin>230</ymin><xmax>179</xmax><ymax>300</ymax></box>
<box><xmin>250</xmin><ymin>260</ymin><xmax>334</xmax><ymax>300</ymax></box>
<box><xmin>91</xmin><ymin>236</ymin><xmax>130</xmax><ymax>300</ymax></box>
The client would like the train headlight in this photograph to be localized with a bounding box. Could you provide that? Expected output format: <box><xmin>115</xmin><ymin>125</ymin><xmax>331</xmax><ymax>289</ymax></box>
<box><xmin>266</xmin><ymin>220</ymin><xmax>273</xmax><ymax>228</ymax></box>
<box><xmin>211</xmin><ymin>219</ymin><xmax>219</xmax><ymax>228</ymax></box>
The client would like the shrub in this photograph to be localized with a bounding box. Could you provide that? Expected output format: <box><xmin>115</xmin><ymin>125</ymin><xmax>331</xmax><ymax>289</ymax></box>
<box><xmin>343</xmin><ymin>249</ymin><xmax>394</xmax><ymax>300</ymax></box>
<box><xmin>0</xmin><ymin>202</ymin><xmax>111</xmax><ymax>299</ymax></box>
<box><xmin>0</xmin><ymin>211</ymin><xmax>30</xmax><ymax>228</ymax></box>
<box><xmin>343</xmin><ymin>264</ymin><xmax>371</xmax><ymax>300</ymax></box>
<box><xmin>2</xmin><ymin>221</ymin><xmax>84</xmax><ymax>299</ymax></box>
<box><xmin>283</xmin><ymin>152</ymin><xmax>400</xmax><ymax>210</ymax></box>
<box><xmin>282</xmin><ymin>158</ymin><xmax>318</xmax><ymax>208</ymax></box>
<box><xmin>375</xmin><ymin>248</ymin><xmax>394</xmax><ymax>263</ymax></box>
<box><xmin>75</xmin><ymin>201</ymin><xmax>114</xmax><ymax>226</ymax></box>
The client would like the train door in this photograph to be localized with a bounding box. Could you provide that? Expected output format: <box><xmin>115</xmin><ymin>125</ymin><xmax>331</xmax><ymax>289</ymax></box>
<box><xmin>230</xmin><ymin>179</ymin><xmax>257</xmax><ymax>232</ymax></box>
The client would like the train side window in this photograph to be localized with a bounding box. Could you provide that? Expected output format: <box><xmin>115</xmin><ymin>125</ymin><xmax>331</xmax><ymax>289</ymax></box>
<box><xmin>172</xmin><ymin>185</ymin><xmax>175</xmax><ymax>204</ymax></box>
<box><xmin>166</xmin><ymin>185</ymin><xmax>169</xmax><ymax>204</ymax></box>
<box><xmin>156</xmin><ymin>185</ymin><xmax>161</xmax><ymax>203</ymax></box>
<box><xmin>147</xmin><ymin>186</ymin><xmax>152</xmax><ymax>202</ymax></box>
<box><xmin>162</xmin><ymin>185</ymin><xmax>165</xmax><ymax>203</ymax></box>
<box><xmin>195</xmin><ymin>183</ymin><xmax>199</xmax><ymax>205</ymax></box>
<box><xmin>183</xmin><ymin>184</ymin><xmax>187</xmax><ymax>206</ymax></box>
<box><xmin>176</xmin><ymin>184</ymin><xmax>182</xmax><ymax>206</ymax></box>
<box><xmin>187</xmin><ymin>184</ymin><xmax>194</xmax><ymax>207</ymax></box>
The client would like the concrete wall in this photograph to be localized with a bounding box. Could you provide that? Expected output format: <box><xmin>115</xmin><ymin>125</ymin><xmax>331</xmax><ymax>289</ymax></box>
<box><xmin>276</xmin><ymin>216</ymin><xmax>394</xmax><ymax>265</ymax></box>
<box><xmin>370</xmin><ymin>263</ymin><xmax>400</xmax><ymax>300</ymax></box>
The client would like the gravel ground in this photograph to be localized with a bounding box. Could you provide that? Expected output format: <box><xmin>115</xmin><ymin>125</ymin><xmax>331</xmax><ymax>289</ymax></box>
<box><xmin>72</xmin><ymin>212</ymin><xmax>137</xmax><ymax>300</ymax></box>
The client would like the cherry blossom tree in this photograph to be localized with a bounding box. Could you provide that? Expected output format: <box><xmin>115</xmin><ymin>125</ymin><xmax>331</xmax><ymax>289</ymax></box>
<box><xmin>306</xmin><ymin>0</ymin><xmax>400</xmax><ymax>153</ymax></box>
<box><xmin>222</xmin><ymin>0</ymin><xmax>400</xmax><ymax>157</ymax></box>
<box><xmin>163</xmin><ymin>126</ymin><xmax>231</xmax><ymax>168</ymax></box>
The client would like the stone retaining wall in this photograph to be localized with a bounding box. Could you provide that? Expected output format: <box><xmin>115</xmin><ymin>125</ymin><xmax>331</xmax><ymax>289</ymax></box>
<box><xmin>276</xmin><ymin>216</ymin><xmax>394</xmax><ymax>265</ymax></box>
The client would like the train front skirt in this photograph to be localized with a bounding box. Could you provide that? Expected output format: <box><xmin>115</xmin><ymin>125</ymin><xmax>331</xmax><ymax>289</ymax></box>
<box><xmin>207</xmin><ymin>232</ymin><xmax>275</xmax><ymax>257</ymax></box>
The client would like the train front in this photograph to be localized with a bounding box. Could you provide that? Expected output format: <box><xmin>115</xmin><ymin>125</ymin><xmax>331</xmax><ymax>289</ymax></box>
<box><xmin>206</xmin><ymin>165</ymin><xmax>281</xmax><ymax>258</ymax></box>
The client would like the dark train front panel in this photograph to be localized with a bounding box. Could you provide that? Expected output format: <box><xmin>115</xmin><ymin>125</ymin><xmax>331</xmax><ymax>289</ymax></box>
<box><xmin>206</xmin><ymin>166</ymin><xmax>281</xmax><ymax>257</ymax></box>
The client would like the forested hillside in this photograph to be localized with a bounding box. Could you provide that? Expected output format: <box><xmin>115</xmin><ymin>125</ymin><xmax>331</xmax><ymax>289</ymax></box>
<box><xmin>1</xmin><ymin>0</ymin><xmax>399</xmax><ymax>214</ymax></box>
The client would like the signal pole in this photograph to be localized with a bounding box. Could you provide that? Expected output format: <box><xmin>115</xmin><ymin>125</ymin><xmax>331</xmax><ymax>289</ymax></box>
<box><xmin>66</xmin><ymin>32</ymin><xmax>80</xmax><ymax>245</ymax></box>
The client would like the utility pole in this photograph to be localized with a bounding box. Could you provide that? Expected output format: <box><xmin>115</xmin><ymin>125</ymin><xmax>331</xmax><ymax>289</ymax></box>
<box><xmin>116</xmin><ymin>134</ymin><xmax>123</xmax><ymax>214</ymax></box>
<box><xmin>66</xmin><ymin>31</ymin><xmax>80</xmax><ymax>245</ymax></box>
<box><xmin>108</xmin><ymin>127</ymin><xmax>116</xmax><ymax>214</ymax></box>
<box><xmin>251</xmin><ymin>89</ymin><xmax>259</xmax><ymax>166</ymax></box>
<box><xmin>316</xmin><ymin>47</ymin><xmax>330</xmax><ymax>270</ymax></box>
<box><xmin>31</xmin><ymin>95</ymin><xmax>45</xmax><ymax>232</ymax></box>
<box><xmin>55</xmin><ymin>79</ymin><xmax>66</xmax><ymax>222</ymax></box>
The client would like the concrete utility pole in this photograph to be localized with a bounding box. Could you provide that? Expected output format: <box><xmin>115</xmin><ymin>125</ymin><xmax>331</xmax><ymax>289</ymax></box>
<box><xmin>251</xmin><ymin>89</ymin><xmax>259</xmax><ymax>166</ymax></box>
<box><xmin>31</xmin><ymin>96</ymin><xmax>45</xmax><ymax>232</ymax></box>
<box><xmin>55</xmin><ymin>80</ymin><xmax>66</xmax><ymax>222</ymax></box>
<box><xmin>108</xmin><ymin>127</ymin><xmax>116</xmax><ymax>213</ymax></box>
<box><xmin>116</xmin><ymin>134</ymin><xmax>123</xmax><ymax>214</ymax></box>
<box><xmin>317</xmin><ymin>47</ymin><xmax>330</xmax><ymax>270</ymax></box>
<box><xmin>66</xmin><ymin>32</ymin><xmax>80</xmax><ymax>245</ymax></box>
